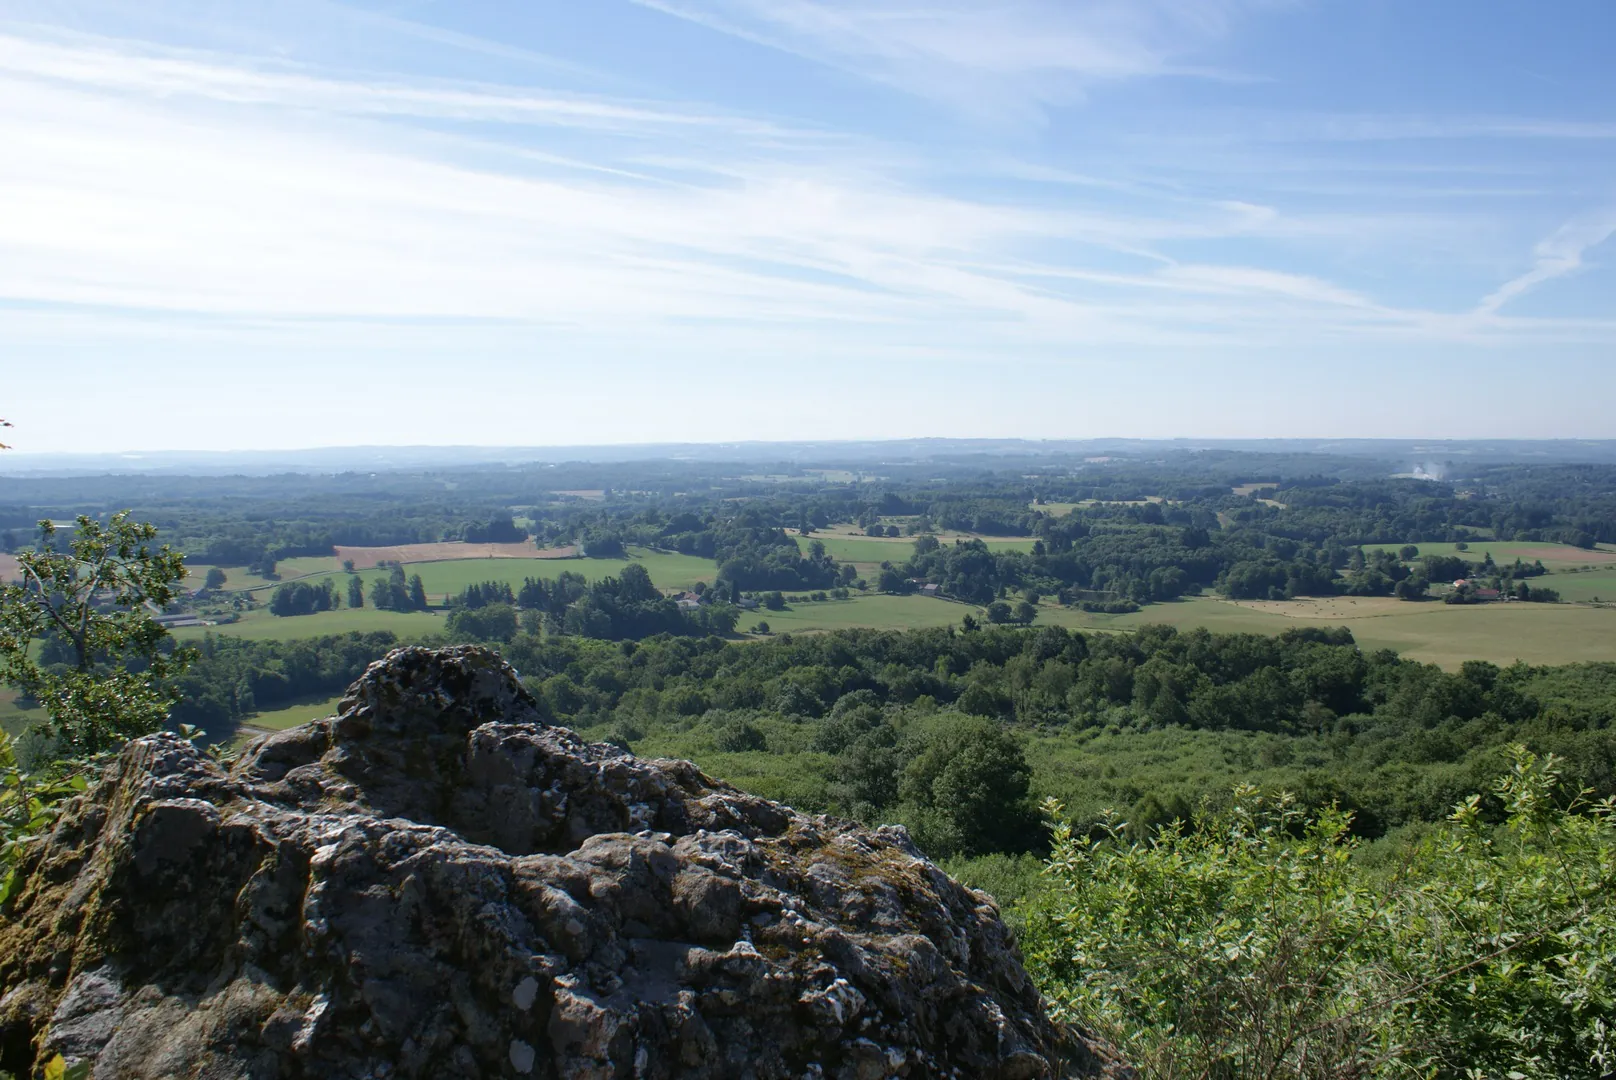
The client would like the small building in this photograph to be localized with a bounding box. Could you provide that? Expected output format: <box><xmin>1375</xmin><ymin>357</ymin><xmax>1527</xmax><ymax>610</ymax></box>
<box><xmin>737</xmin><ymin>597</ymin><xmax>759</xmax><ymax>610</ymax></box>
<box><xmin>920</xmin><ymin>583</ymin><xmax>941</xmax><ymax>596</ymax></box>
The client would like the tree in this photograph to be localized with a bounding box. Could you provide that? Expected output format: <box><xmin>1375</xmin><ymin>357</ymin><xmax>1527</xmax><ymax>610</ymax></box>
<box><xmin>752</xmin><ymin>621</ymin><xmax>770</xmax><ymax>635</ymax></box>
<box><xmin>407</xmin><ymin>574</ymin><xmax>428</xmax><ymax>611</ymax></box>
<box><xmin>986</xmin><ymin>600</ymin><xmax>1013</xmax><ymax>624</ymax></box>
<box><xmin>203</xmin><ymin>567</ymin><xmax>228</xmax><ymax>591</ymax></box>
<box><xmin>0</xmin><ymin>513</ymin><xmax>192</xmax><ymax>752</ymax></box>
<box><xmin>446</xmin><ymin>602</ymin><xmax>518</xmax><ymax>642</ymax></box>
<box><xmin>370</xmin><ymin>566</ymin><xmax>405</xmax><ymax>610</ymax></box>
<box><xmin>1398</xmin><ymin>544</ymin><xmax>1420</xmax><ymax>560</ymax></box>
<box><xmin>346</xmin><ymin>575</ymin><xmax>365</xmax><ymax>608</ymax></box>
<box><xmin>1393</xmin><ymin>574</ymin><xmax>1429</xmax><ymax>600</ymax></box>
<box><xmin>898</xmin><ymin>717</ymin><xmax>1035</xmax><ymax>857</ymax></box>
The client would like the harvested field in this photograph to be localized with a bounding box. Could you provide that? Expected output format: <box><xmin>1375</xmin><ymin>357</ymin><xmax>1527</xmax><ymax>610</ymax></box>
<box><xmin>332</xmin><ymin>542</ymin><xmax>574</xmax><ymax>568</ymax></box>
<box><xmin>0</xmin><ymin>553</ymin><xmax>19</xmax><ymax>582</ymax></box>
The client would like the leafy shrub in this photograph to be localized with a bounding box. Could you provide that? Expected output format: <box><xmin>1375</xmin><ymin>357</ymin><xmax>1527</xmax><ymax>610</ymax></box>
<box><xmin>1022</xmin><ymin>746</ymin><xmax>1616</xmax><ymax>1079</ymax></box>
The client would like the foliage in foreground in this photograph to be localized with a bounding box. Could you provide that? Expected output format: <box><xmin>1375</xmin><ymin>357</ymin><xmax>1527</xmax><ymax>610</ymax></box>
<box><xmin>1</xmin><ymin>511</ymin><xmax>190</xmax><ymax>910</ymax></box>
<box><xmin>0</xmin><ymin>513</ymin><xmax>191</xmax><ymax>753</ymax></box>
<box><xmin>1023</xmin><ymin>747</ymin><xmax>1616</xmax><ymax>1079</ymax></box>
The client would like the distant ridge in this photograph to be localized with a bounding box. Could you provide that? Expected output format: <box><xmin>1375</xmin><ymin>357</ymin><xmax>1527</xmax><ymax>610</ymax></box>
<box><xmin>5</xmin><ymin>438</ymin><xmax>1616</xmax><ymax>477</ymax></box>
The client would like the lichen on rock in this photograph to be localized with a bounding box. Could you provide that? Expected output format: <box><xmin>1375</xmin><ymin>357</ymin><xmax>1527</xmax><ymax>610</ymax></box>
<box><xmin>0</xmin><ymin>645</ymin><xmax>1126</xmax><ymax>1079</ymax></box>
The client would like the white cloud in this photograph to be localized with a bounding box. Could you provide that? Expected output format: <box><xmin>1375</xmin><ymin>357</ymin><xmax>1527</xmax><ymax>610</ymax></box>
<box><xmin>1</xmin><ymin>21</ymin><xmax>1613</xmax><ymax>379</ymax></box>
<box><xmin>0</xmin><ymin>31</ymin><xmax>798</xmax><ymax>137</ymax></box>
<box><xmin>1476</xmin><ymin>207</ymin><xmax>1616</xmax><ymax>314</ymax></box>
<box><xmin>629</xmin><ymin>0</ymin><xmax>1276</xmax><ymax>119</ymax></box>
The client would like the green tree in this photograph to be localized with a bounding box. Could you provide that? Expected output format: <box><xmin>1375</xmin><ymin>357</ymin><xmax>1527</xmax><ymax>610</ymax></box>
<box><xmin>202</xmin><ymin>566</ymin><xmax>228</xmax><ymax>591</ymax></box>
<box><xmin>0</xmin><ymin>513</ymin><xmax>192</xmax><ymax>753</ymax></box>
<box><xmin>898</xmin><ymin>717</ymin><xmax>1035</xmax><ymax>857</ymax></box>
<box><xmin>407</xmin><ymin>574</ymin><xmax>428</xmax><ymax>611</ymax></box>
<box><xmin>346</xmin><ymin>575</ymin><xmax>365</xmax><ymax>608</ymax></box>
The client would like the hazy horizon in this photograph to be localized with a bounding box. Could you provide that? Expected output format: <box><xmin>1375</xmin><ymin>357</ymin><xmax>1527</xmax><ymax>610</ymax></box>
<box><xmin>4</xmin><ymin>1</ymin><xmax>1614</xmax><ymax>452</ymax></box>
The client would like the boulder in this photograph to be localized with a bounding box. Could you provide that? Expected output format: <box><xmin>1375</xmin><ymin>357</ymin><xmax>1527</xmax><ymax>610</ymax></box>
<box><xmin>0</xmin><ymin>646</ymin><xmax>1125</xmax><ymax>1079</ymax></box>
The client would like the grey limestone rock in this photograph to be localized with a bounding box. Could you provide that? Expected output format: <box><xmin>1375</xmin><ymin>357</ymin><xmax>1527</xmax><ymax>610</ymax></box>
<box><xmin>0</xmin><ymin>646</ymin><xmax>1127</xmax><ymax>1079</ymax></box>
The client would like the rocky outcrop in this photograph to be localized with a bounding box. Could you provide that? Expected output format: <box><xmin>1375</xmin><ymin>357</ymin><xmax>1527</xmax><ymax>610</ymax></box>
<box><xmin>0</xmin><ymin>646</ymin><xmax>1124</xmax><ymax>1079</ymax></box>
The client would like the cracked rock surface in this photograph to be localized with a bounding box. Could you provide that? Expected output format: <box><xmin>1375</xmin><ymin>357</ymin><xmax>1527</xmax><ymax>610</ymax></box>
<box><xmin>0</xmin><ymin>646</ymin><xmax>1126</xmax><ymax>1079</ymax></box>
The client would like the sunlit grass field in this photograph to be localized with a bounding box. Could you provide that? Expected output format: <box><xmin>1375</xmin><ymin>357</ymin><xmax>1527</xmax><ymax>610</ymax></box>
<box><xmin>171</xmin><ymin>607</ymin><xmax>445</xmax><ymax>642</ymax></box>
<box><xmin>1534</xmin><ymin>569</ymin><xmax>1616</xmax><ymax>603</ymax></box>
<box><xmin>242</xmin><ymin>692</ymin><xmax>347</xmax><ymax>731</ymax></box>
<box><xmin>743</xmin><ymin>594</ymin><xmax>970</xmax><ymax>634</ymax></box>
<box><xmin>1360</xmin><ymin>540</ymin><xmax>1616</xmax><ymax>571</ymax></box>
<box><xmin>1039</xmin><ymin>595</ymin><xmax>1616</xmax><ymax>670</ymax></box>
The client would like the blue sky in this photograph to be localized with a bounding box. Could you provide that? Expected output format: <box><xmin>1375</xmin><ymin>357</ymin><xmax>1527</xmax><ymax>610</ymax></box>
<box><xmin>2</xmin><ymin>0</ymin><xmax>1614</xmax><ymax>452</ymax></box>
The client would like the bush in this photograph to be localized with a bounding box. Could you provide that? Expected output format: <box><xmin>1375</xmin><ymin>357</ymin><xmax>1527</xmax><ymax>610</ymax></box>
<box><xmin>1022</xmin><ymin>747</ymin><xmax>1616</xmax><ymax>1079</ymax></box>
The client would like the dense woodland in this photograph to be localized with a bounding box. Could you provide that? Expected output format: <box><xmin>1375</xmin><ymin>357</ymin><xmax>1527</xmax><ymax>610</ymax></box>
<box><xmin>171</xmin><ymin>622</ymin><xmax>1616</xmax><ymax>861</ymax></box>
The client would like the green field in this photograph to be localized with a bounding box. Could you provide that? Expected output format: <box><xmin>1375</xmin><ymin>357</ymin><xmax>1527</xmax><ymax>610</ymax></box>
<box><xmin>242</xmin><ymin>692</ymin><xmax>347</xmax><ymax>732</ymax></box>
<box><xmin>1535</xmin><ymin>569</ymin><xmax>1616</xmax><ymax>603</ymax></box>
<box><xmin>171</xmin><ymin>607</ymin><xmax>446</xmax><ymax>642</ymax></box>
<box><xmin>1036</xmin><ymin>595</ymin><xmax>1616</xmax><ymax>670</ymax></box>
<box><xmin>272</xmin><ymin>555</ymin><xmax>347</xmax><ymax>578</ymax></box>
<box><xmin>1361</xmin><ymin>541</ymin><xmax>1616</xmax><ymax>572</ymax></box>
<box><xmin>183</xmin><ymin>563</ymin><xmax>281</xmax><ymax>592</ymax></box>
<box><xmin>0</xmin><ymin>688</ymin><xmax>41</xmax><ymax>738</ymax></box>
<box><xmin>746</xmin><ymin>594</ymin><xmax>971</xmax><ymax>634</ymax></box>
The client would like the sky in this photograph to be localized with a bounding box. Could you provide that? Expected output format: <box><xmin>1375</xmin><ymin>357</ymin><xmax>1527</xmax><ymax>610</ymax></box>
<box><xmin>2</xmin><ymin>0</ymin><xmax>1614</xmax><ymax>453</ymax></box>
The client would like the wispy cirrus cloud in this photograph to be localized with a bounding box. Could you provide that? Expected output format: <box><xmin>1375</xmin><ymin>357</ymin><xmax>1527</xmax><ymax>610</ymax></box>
<box><xmin>629</xmin><ymin>0</ymin><xmax>1278</xmax><ymax>119</ymax></box>
<box><xmin>1476</xmin><ymin>206</ymin><xmax>1616</xmax><ymax>314</ymax></box>
<box><xmin>0</xmin><ymin>31</ymin><xmax>803</xmax><ymax>138</ymax></box>
<box><xmin>1</xmin><ymin>15</ymin><xmax>1613</xmax><ymax>380</ymax></box>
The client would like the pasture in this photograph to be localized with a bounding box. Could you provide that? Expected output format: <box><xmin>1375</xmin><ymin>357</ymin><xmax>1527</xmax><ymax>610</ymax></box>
<box><xmin>171</xmin><ymin>607</ymin><xmax>445</xmax><ymax>643</ymax></box>
<box><xmin>744</xmin><ymin>594</ymin><xmax>969</xmax><ymax>635</ymax></box>
<box><xmin>0</xmin><ymin>688</ymin><xmax>40</xmax><ymax>738</ymax></box>
<box><xmin>1536</xmin><ymin>569</ymin><xmax>1616</xmax><ymax>603</ymax></box>
<box><xmin>1042</xmin><ymin>595</ymin><xmax>1616</xmax><ymax>671</ymax></box>
<box><xmin>183</xmin><ymin>563</ymin><xmax>282</xmax><ymax>592</ymax></box>
<box><xmin>1362</xmin><ymin>541</ymin><xmax>1616</xmax><ymax>572</ymax></box>
<box><xmin>242</xmin><ymin>692</ymin><xmax>347</xmax><ymax>732</ymax></box>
